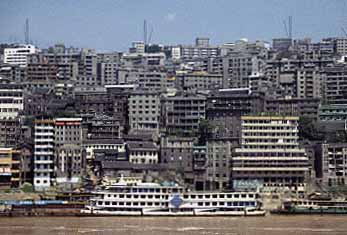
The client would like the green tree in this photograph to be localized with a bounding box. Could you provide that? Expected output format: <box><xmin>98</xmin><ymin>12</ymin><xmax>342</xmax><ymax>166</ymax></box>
<box><xmin>298</xmin><ymin>117</ymin><xmax>325</xmax><ymax>141</ymax></box>
<box><xmin>197</xmin><ymin>119</ymin><xmax>214</xmax><ymax>145</ymax></box>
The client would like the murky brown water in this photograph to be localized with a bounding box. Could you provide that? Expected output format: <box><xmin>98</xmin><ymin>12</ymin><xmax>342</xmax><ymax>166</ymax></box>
<box><xmin>0</xmin><ymin>215</ymin><xmax>346</xmax><ymax>235</ymax></box>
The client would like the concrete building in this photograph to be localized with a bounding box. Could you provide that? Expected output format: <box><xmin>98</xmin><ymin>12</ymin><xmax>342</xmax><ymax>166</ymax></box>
<box><xmin>0</xmin><ymin>82</ymin><xmax>23</xmax><ymax>119</ymax></box>
<box><xmin>265</xmin><ymin>97</ymin><xmax>320</xmax><ymax>120</ymax></box>
<box><xmin>272</xmin><ymin>38</ymin><xmax>292</xmax><ymax>52</ymax></box>
<box><xmin>82</xmin><ymin>138</ymin><xmax>126</xmax><ymax>160</ymax></box>
<box><xmin>171</xmin><ymin>47</ymin><xmax>181</xmax><ymax>60</ymax></box>
<box><xmin>233</xmin><ymin>116</ymin><xmax>309</xmax><ymax>192</ymax></box>
<box><xmin>127</xmin><ymin>141</ymin><xmax>158</xmax><ymax>164</ymax></box>
<box><xmin>319</xmin><ymin>105</ymin><xmax>347</xmax><ymax>122</ymax></box>
<box><xmin>222</xmin><ymin>52</ymin><xmax>265</xmax><ymax>88</ymax></box>
<box><xmin>161</xmin><ymin>92</ymin><xmax>206</xmax><ymax>135</ymax></box>
<box><xmin>54</xmin><ymin>118</ymin><xmax>85</xmax><ymax>184</ymax></box>
<box><xmin>206</xmin><ymin>88</ymin><xmax>264</xmax><ymax>120</ymax></box>
<box><xmin>0</xmin><ymin>118</ymin><xmax>21</xmax><ymax>148</ymax></box>
<box><xmin>180</xmin><ymin>38</ymin><xmax>219</xmax><ymax>60</ymax></box>
<box><xmin>176</xmin><ymin>71</ymin><xmax>223</xmax><ymax>91</ymax></box>
<box><xmin>0</xmin><ymin>148</ymin><xmax>22</xmax><ymax>188</ymax></box>
<box><xmin>4</xmin><ymin>44</ymin><xmax>38</xmax><ymax>67</ymax></box>
<box><xmin>34</xmin><ymin>119</ymin><xmax>55</xmax><ymax>190</ymax></box>
<box><xmin>160</xmin><ymin>136</ymin><xmax>194</xmax><ymax>172</ymax></box>
<box><xmin>320</xmin><ymin>143</ymin><xmax>347</xmax><ymax>186</ymax></box>
<box><xmin>129</xmin><ymin>41</ymin><xmax>145</xmax><ymax>54</ymax></box>
<box><xmin>323</xmin><ymin>65</ymin><xmax>347</xmax><ymax>105</ymax></box>
<box><xmin>205</xmin><ymin>138</ymin><xmax>232</xmax><ymax>190</ymax></box>
<box><xmin>128</xmin><ymin>91</ymin><xmax>160</xmax><ymax>133</ymax></box>
<box><xmin>335</xmin><ymin>38</ymin><xmax>347</xmax><ymax>55</ymax></box>
<box><xmin>137</xmin><ymin>71</ymin><xmax>167</xmax><ymax>91</ymax></box>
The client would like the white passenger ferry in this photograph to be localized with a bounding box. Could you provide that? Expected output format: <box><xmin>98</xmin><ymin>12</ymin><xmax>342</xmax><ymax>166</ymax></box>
<box><xmin>81</xmin><ymin>177</ymin><xmax>266</xmax><ymax>216</ymax></box>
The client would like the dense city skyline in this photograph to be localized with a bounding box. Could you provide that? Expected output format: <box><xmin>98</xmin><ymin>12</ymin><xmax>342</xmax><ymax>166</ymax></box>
<box><xmin>1</xmin><ymin>0</ymin><xmax>347</xmax><ymax>51</ymax></box>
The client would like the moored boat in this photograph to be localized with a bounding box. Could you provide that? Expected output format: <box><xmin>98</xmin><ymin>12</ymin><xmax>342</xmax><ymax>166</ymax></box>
<box><xmin>81</xmin><ymin>177</ymin><xmax>266</xmax><ymax>216</ymax></box>
<box><xmin>271</xmin><ymin>198</ymin><xmax>347</xmax><ymax>215</ymax></box>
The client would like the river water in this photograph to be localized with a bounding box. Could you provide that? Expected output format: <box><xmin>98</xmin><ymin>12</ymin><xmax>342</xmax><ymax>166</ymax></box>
<box><xmin>0</xmin><ymin>215</ymin><xmax>346</xmax><ymax>235</ymax></box>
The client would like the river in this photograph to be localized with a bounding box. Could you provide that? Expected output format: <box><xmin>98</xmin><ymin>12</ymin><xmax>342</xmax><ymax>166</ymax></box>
<box><xmin>0</xmin><ymin>215</ymin><xmax>346</xmax><ymax>235</ymax></box>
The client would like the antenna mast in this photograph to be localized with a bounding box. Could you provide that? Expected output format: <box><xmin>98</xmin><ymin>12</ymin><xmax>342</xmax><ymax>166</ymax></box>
<box><xmin>25</xmin><ymin>18</ymin><xmax>30</xmax><ymax>44</ymax></box>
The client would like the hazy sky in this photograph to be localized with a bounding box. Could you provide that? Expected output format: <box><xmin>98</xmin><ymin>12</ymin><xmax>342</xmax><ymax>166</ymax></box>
<box><xmin>0</xmin><ymin>0</ymin><xmax>346</xmax><ymax>51</ymax></box>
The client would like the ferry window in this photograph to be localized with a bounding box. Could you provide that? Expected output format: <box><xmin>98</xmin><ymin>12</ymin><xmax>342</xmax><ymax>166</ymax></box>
<box><xmin>141</xmin><ymin>195</ymin><xmax>146</xmax><ymax>199</ymax></box>
<box><xmin>140</xmin><ymin>202</ymin><xmax>145</xmax><ymax>206</ymax></box>
<box><xmin>227</xmin><ymin>202</ymin><xmax>232</xmax><ymax>206</ymax></box>
<box><xmin>133</xmin><ymin>189</ymin><xmax>138</xmax><ymax>193</ymax></box>
<box><xmin>219</xmin><ymin>194</ymin><xmax>225</xmax><ymax>199</ymax></box>
<box><xmin>148</xmin><ymin>195</ymin><xmax>153</xmax><ymax>199</ymax></box>
<box><xmin>134</xmin><ymin>195</ymin><xmax>139</xmax><ymax>199</ymax></box>
<box><xmin>119</xmin><ymin>202</ymin><xmax>124</xmax><ymax>206</ymax></box>
<box><xmin>234</xmin><ymin>194</ymin><xmax>239</xmax><ymax>198</ymax></box>
<box><xmin>241</xmin><ymin>194</ymin><xmax>246</xmax><ymax>198</ymax></box>
<box><xmin>205</xmin><ymin>202</ymin><xmax>210</xmax><ymax>206</ymax></box>
<box><xmin>198</xmin><ymin>202</ymin><xmax>203</xmax><ymax>206</ymax></box>
<box><xmin>248</xmin><ymin>194</ymin><xmax>254</xmax><ymax>198</ymax></box>
<box><xmin>149</xmin><ymin>189</ymin><xmax>155</xmax><ymax>193</ymax></box>
<box><xmin>244</xmin><ymin>202</ymin><xmax>249</xmax><ymax>206</ymax></box>
<box><xmin>212</xmin><ymin>202</ymin><xmax>217</xmax><ymax>206</ymax></box>
<box><xmin>155</xmin><ymin>189</ymin><xmax>160</xmax><ymax>193</ymax></box>
<box><xmin>98</xmin><ymin>201</ymin><xmax>102</xmax><ymax>205</ymax></box>
<box><xmin>183</xmin><ymin>195</ymin><xmax>188</xmax><ymax>199</ymax></box>
<box><xmin>227</xmin><ymin>194</ymin><xmax>232</xmax><ymax>198</ymax></box>
<box><xmin>112</xmin><ymin>202</ymin><xmax>117</xmax><ymax>205</ymax></box>
<box><xmin>126</xmin><ymin>202</ymin><xmax>131</xmax><ymax>206</ymax></box>
<box><xmin>198</xmin><ymin>195</ymin><xmax>203</xmax><ymax>199</ymax></box>
<box><xmin>220</xmin><ymin>202</ymin><xmax>225</xmax><ymax>206</ymax></box>
<box><xmin>107</xmin><ymin>194</ymin><xmax>111</xmax><ymax>197</ymax></box>
<box><xmin>148</xmin><ymin>202</ymin><xmax>153</xmax><ymax>206</ymax></box>
<box><xmin>155</xmin><ymin>202</ymin><xmax>160</xmax><ymax>206</ymax></box>
<box><xmin>191</xmin><ymin>195</ymin><xmax>196</xmax><ymax>199</ymax></box>
<box><xmin>212</xmin><ymin>194</ymin><xmax>217</xmax><ymax>198</ymax></box>
<box><xmin>126</xmin><ymin>195</ymin><xmax>131</xmax><ymax>198</ymax></box>
<box><xmin>134</xmin><ymin>202</ymin><xmax>138</xmax><ymax>206</ymax></box>
<box><xmin>205</xmin><ymin>195</ymin><xmax>210</xmax><ymax>199</ymax></box>
<box><xmin>155</xmin><ymin>195</ymin><xmax>160</xmax><ymax>199</ymax></box>
<box><xmin>105</xmin><ymin>202</ymin><xmax>110</xmax><ymax>205</ymax></box>
<box><xmin>119</xmin><ymin>195</ymin><xmax>124</xmax><ymax>198</ymax></box>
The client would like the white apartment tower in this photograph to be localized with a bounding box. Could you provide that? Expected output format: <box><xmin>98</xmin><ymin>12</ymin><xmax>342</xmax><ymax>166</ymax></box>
<box><xmin>233</xmin><ymin>116</ymin><xmax>308</xmax><ymax>191</ymax></box>
<box><xmin>34</xmin><ymin>119</ymin><xmax>55</xmax><ymax>191</ymax></box>
<box><xmin>4</xmin><ymin>44</ymin><xmax>38</xmax><ymax>67</ymax></box>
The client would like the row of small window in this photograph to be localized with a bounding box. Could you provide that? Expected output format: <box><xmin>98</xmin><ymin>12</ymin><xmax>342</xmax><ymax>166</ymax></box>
<box><xmin>0</xmin><ymin>108</ymin><xmax>20</xmax><ymax>112</ymax></box>
<box><xmin>130</xmin><ymin>158</ymin><xmax>157</xmax><ymax>164</ymax></box>
<box><xmin>183</xmin><ymin>193</ymin><xmax>254</xmax><ymax>199</ymax></box>
<box><xmin>98</xmin><ymin>201</ymin><xmax>167</xmax><ymax>206</ymax></box>
<box><xmin>131</xmin><ymin>99</ymin><xmax>157</xmax><ymax>104</ymax></box>
<box><xmin>104</xmin><ymin>194</ymin><xmax>167</xmax><ymax>199</ymax></box>
<box><xmin>197</xmin><ymin>201</ymin><xmax>256</xmax><ymax>207</ymax></box>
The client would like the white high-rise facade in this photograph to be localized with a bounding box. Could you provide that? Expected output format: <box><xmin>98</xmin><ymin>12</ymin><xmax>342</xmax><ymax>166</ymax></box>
<box><xmin>4</xmin><ymin>44</ymin><xmax>38</xmax><ymax>67</ymax></box>
<box><xmin>34</xmin><ymin>120</ymin><xmax>55</xmax><ymax>191</ymax></box>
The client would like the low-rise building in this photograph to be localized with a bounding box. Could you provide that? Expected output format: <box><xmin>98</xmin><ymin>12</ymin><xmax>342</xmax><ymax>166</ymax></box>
<box><xmin>127</xmin><ymin>141</ymin><xmax>158</xmax><ymax>164</ymax></box>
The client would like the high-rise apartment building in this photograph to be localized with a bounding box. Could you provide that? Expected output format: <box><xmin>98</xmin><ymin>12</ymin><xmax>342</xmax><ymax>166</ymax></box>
<box><xmin>4</xmin><ymin>44</ymin><xmax>38</xmax><ymax>67</ymax></box>
<box><xmin>233</xmin><ymin>116</ymin><xmax>308</xmax><ymax>191</ymax></box>
<box><xmin>34</xmin><ymin>119</ymin><xmax>55</xmax><ymax>190</ymax></box>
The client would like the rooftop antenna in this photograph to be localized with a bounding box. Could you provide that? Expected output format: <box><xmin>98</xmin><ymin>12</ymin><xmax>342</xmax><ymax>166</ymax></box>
<box><xmin>143</xmin><ymin>19</ymin><xmax>147</xmax><ymax>45</ymax></box>
<box><xmin>25</xmin><ymin>18</ymin><xmax>30</xmax><ymax>44</ymax></box>
<box><xmin>289</xmin><ymin>16</ymin><xmax>293</xmax><ymax>39</ymax></box>
<box><xmin>148</xmin><ymin>26</ymin><xmax>154</xmax><ymax>44</ymax></box>
<box><xmin>283</xmin><ymin>20</ymin><xmax>289</xmax><ymax>38</ymax></box>
<box><xmin>342</xmin><ymin>27</ymin><xmax>347</xmax><ymax>37</ymax></box>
